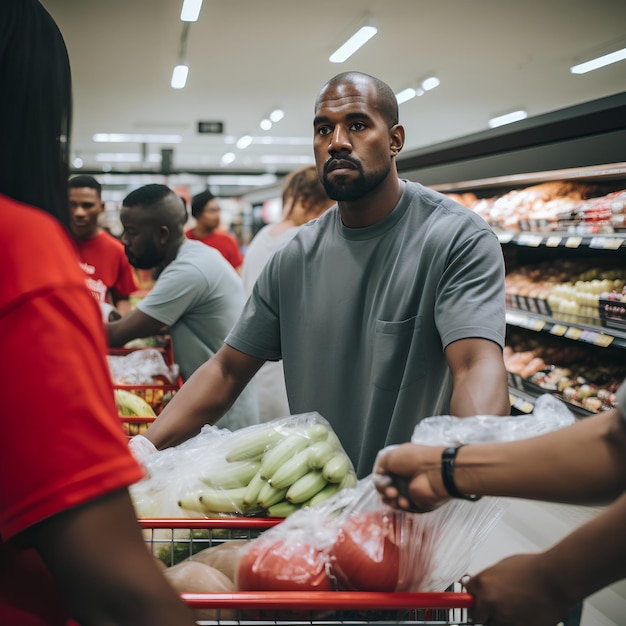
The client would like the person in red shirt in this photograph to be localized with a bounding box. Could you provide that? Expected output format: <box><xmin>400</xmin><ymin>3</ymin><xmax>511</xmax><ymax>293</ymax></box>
<box><xmin>0</xmin><ymin>2</ymin><xmax>195</xmax><ymax>625</ymax></box>
<box><xmin>187</xmin><ymin>190</ymin><xmax>244</xmax><ymax>272</ymax></box>
<box><xmin>68</xmin><ymin>175</ymin><xmax>138</xmax><ymax>318</ymax></box>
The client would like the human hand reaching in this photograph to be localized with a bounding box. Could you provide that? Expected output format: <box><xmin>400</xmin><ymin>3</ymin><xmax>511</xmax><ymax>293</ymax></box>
<box><xmin>373</xmin><ymin>443</ymin><xmax>450</xmax><ymax>512</ymax></box>
<box><xmin>465</xmin><ymin>552</ymin><xmax>571</xmax><ymax>626</ymax></box>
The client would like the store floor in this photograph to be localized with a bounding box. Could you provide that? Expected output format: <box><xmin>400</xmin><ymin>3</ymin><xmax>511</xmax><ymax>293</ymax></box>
<box><xmin>469</xmin><ymin>499</ymin><xmax>626</xmax><ymax>626</ymax></box>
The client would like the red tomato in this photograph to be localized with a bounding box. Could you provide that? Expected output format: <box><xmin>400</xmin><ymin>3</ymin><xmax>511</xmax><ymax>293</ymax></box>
<box><xmin>237</xmin><ymin>538</ymin><xmax>332</xmax><ymax>592</ymax></box>
<box><xmin>328</xmin><ymin>510</ymin><xmax>424</xmax><ymax>591</ymax></box>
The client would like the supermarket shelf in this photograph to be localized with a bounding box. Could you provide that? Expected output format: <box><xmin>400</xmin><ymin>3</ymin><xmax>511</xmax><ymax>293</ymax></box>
<box><xmin>505</xmin><ymin>308</ymin><xmax>626</xmax><ymax>350</ymax></box>
<box><xmin>496</xmin><ymin>230</ymin><xmax>626</xmax><ymax>250</ymax></box>
<box><xmin>508</xmin><ymin>387</ymin><xmax>594</xmax><ymax>419</ymax></box>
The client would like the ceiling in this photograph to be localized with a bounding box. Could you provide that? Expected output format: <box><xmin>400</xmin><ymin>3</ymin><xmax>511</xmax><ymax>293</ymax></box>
<box><xmin>41</xmin><ymin>0</ymin><xmax>626</xmax><ymax>197</ymax></box>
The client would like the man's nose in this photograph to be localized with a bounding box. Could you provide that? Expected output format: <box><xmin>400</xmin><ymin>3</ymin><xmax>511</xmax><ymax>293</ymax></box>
<box><xmin>328</xmin><ymin>126</ymin><xmax>351</xmax><ymax>154</ymax></box>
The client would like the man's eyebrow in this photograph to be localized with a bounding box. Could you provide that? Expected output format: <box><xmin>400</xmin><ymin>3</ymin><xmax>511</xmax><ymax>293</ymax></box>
<box><xmin>313</xmin><ymin>110</ymin><xmax>373</xmax><ymax>126</ymax></box>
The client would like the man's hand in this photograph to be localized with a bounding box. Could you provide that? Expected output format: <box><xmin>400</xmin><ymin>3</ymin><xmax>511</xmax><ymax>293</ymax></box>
<box><xmin>465</xmin><ymin>553</ymin><xmax>570</xmax><ymax>626</ymax></box>
<box><xmin>373</xmin><ymin>443</ymin><xmax>449</xmax><ymax>512</ymax></box>
<box><xmin>129</xmin><ymin>434</ymin><xmax>158</xmax><ymax>466</ymax></box>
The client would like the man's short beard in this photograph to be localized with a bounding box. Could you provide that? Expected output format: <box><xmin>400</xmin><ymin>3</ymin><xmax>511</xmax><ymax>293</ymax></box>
<box><xmin>322</xmin><ymin>162</ymin><xmax>389</xmax><ymax>202</ymax></box>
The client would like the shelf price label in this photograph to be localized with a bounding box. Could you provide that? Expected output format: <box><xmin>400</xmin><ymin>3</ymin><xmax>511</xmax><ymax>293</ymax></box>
<box><xmin>589</xmin><ymin>237</ymin><xmax>623</xmax><ymax>250</ymax></box>
<box><xmin>526</xmin><ymin>318</ymin><xmax>546</xmax><ymax>332</ymax></box>
<box><xmin>517</xmin><ymin>233</ymin><xmax>543</xmax><ymax>247</ymax></box>
<box><xmin>545</xmin><ymin>236</ymin><xmax>562</xmax><ymax>247</ymax></box>
<box><xmin>593</xmin><ymin>334</ymin><xmax>614</xmax><ymax>347</ymax></box>
<box><xmin>550</xmin><ymin>324</ymin><xmax>568</xmax><ymax>336</ymax></box>
<box><xmin>565</xmin><ymin>236</ymin><xmax>583</xmax><ymax>248</ymax></box>
<box><xmin>565</xmin><ymin>327</ymin><xmax>583</xmax><ymax>340</ymax></box>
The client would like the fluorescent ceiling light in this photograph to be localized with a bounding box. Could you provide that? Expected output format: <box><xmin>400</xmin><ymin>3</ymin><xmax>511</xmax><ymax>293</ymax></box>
<box><xmin>260</xmin><ymin>119</ymin><xmax>272</xmax><ymax>130</ymax></box>
<box><xmin>180</xmin><ymin>0</ymin><xmax>203</xmax><ymax>22</ymax></box>
<box><xmin>93</xmin><ymin>133</ymin><xmax>182</xmax><ymax>143</ymax></box>
<box><xmin>95</xmin><ymin>153</ymin><xmax>161</xmax><ymax>163</ymax></box>
<box><xmin>330</xmin><ymin>24</ymin><xmax>377</xmax><ymax>63</ymax></box>
<box><xmin>221</xmin><ymin>152</ymin><xmax>236</xmax><ymax>165</ymax></box>
<box><xmin>72</xmin><ymin>157</ymin><xmax>83</xmax><ymax>168</ymax></box>
<box><xmin>396</xmin><ymin>88</ymin><xmax>417</xmax><ymax>104</ymax></box>
<box><xmin>236</xmin><ymin>135</ymin><xmax>253</xmax><ymax>149</ymax></box>
<box><xmin>269</xmin><ymin>109</ymin><xmax>285</xmax><ymax>123</ymax></box>
<box><xmin>488</xmin><ymin>110</ymin><xmax>528</xmax><ymax>128</ymax></box>
<box><xmin>421</xmin><ymin>76</ymin><xmax>440</xmax><ymax>91</ymax></box>
<box><xmin>260</xmin><ymin>155</ymin><xmax>315</xmax><ymax>165</ymax></box>
<box><xmin>208</xmin><ymin>174</ymin><xmax>278</xmax><ymax>187</ymax></box>
<box><xmin>570</xmin><ymin>47</ymin><xmax>626</xmax><ymax>74</ymax></box>
<box><xmin>171</xmin><ymin>64</ymin><xmax>189</xmax><ymax>89</ymax></box>
<box><xmin>251</xmin><ymin>136</ymin><xmax>312</xmax><ymax>146</ymax></box>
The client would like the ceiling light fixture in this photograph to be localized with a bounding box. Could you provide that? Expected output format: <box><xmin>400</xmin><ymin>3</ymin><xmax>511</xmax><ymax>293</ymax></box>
<box><xmin>93</xmin><ymin>133</ymin><xmax>182</xmax><ymax>143</ymax></box>
<box><xmin>221</xmin><ymin>152</ymin><xmax>236</xmax><ymax>165</ymax></box>
<box><xmin>269</xmin><ymin>108</ymin><xmax>285</xmax><ymax>123</ymax></box>
<box><xmin>570</xmin><ymin>46</ymin><xmax>626</xmax><ymax>74</ymax></box>
<box><xmin>421</xmin><ymin>76</ymin><xmax>440</xmax><ymax>91</ymax></box>
<box><xmin>236</xmin><ymin>135</ymin><xmax>253</xmax><ymax>149</ymax></box>
<box><xmin>329</xmin><ymin>19</ymin><xmax>378</xmax><ymax>63</ymax></box>
<box><xmin>260</xmin><ymin>118</ymin><xmax>272</xmax><ymax>130</ymax></box>
<box><xmin>488</xmin><ymin>109</ymin><xmax>528</xmax><ymax>128</ymax></box>
<box><xmin>171</xmin><ymin>64</ymin><xmax>189</xmax><ymax>89</ymax></box>
<box><xmin>180</xmin><ymin>0</ymin><xmax>203</xmax><ymax>22</ymax></box>
<box><xmin>171</xmin><ymin>22</ymin><xmax>191</xmax><ymax>89</ymax></box>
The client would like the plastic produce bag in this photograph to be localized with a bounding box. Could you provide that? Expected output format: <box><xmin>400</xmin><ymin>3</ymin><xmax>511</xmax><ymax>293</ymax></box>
<box><xmin>236</xmin><ymin>395</ymin><xmax>576</xmax><ymax>593</ymax></box>
<box><xmin>107</xmin><ymin>348</ymin><xmax>178</xmax><ymax>385</ymax></box>
<box><xmin>129</xmin><ymin>412</ymin><xmax>355</xmax><ymax>519</ymax></box>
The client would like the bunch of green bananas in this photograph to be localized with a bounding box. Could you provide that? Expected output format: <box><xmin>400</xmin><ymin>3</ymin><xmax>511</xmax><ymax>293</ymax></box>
<box><xmin>177</xmin><ymin>423</ymin><xmax>356</xmax><ymax>518</ymax></box>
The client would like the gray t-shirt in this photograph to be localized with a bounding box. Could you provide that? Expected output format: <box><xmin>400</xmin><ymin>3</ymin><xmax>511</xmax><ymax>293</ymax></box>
<box><xmin>138</xmin><ymin>239</ymin><xmax>258</xmax><ymax>430</ymax></box>
<box><xmin>226</xmin><ymin>181</ymin><xmax>506</xmax><ymax>475</ymax></box>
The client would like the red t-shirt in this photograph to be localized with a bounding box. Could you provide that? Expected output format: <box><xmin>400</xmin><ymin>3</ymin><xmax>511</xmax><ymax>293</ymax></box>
<box><xmin>185</xmin><ymin>229</ymin><xmax>243</xmax><ymax>270</ymax></box>
<box><xmin>74</xmin><ymin>230</ymin><xmax>138</xmax><ymax>305</ymax></box>
<box><xmin>0</xmin><ymin>194</ymin><xmax>144</xmax><ymax>625</ymax></box>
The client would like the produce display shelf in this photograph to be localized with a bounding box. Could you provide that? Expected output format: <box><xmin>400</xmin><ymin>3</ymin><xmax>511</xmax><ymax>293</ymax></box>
<box><xmin>506</xmin><ymin>308</ymin><xmax>626</xmax><ymax>350</ymax></box>
<box><xmin>496</xmin><ymin>229</ymin><xmax>626</xmax><ymax>250</ymax></box>
<box><xmin>139</xmin><ymin>518</ymin><xmax>472</xmax><ymax>625</ymax></box>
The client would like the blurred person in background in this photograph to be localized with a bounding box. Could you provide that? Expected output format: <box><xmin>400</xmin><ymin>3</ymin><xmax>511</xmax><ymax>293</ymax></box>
<box><xmin>187</xmin><ymin>190</ymin><xmax>244</xmax><ymax>273</ymax></box>
<box><xmin>68</xmin><ymin>174</ymin><xmax>138</xmax><ymax>320</ymax></box>
<box><xmin>241</xmin><ymin>165</ymin><xmax>334</xmax><ymax>421</ymax></box>
<box><xmin>0</xmin><ymin>1</ymin><xmax>195</xmax><ymax>624</ymax></box>
<box><xmin>106</xmin><ymin>183</ymin><xmax>259</xmax><ymax>431</ymax></box>
<box><xmin>374</xmin><ymin>378</ymin><xmax>626</xmax><ymax>626</ymax></box>
<box><xmin>129</xmin><ymin>71</ymin><xmax>509</xmax><ymax>478</ymax></box>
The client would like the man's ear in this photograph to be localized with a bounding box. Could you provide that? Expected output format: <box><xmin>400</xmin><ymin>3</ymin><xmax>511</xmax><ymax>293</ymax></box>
<box><xmin>389</xmin><ymin>123</ymin><xmax>405</xmax><ymax>157</ymax></box>
<box><xmin>159</xmin><ymin>225</ymin><xmax>170</xmax><ymax>245</ymax></box>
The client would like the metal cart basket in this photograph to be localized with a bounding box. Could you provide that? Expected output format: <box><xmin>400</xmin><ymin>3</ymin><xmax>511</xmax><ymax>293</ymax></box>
<box><xmin>140</xmin><ymin>518</ymin><xmax>473</xmax><ymax>625</ymax></box>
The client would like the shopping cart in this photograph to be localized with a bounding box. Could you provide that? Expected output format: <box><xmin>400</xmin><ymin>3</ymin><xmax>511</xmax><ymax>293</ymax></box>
<box><xmin>140</xmin><ymin>518</ymin><xmax>473</xmax><ymax>625</ymax></box>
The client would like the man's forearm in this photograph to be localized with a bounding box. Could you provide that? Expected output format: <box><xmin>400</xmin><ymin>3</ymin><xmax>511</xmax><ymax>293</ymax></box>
<box><xmin>537</xmin><ymin>491</ymin><xmax>626</xmax><ymax>608</ymax></box>
<box><xmin>454</xmin><ymin>408</ymin><xmax>626</xmax><ymax>504</ymax></box>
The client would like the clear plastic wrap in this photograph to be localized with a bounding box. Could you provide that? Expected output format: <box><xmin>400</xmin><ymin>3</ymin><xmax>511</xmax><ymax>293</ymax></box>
<box><xmin>236</xmin><ymin>396</ymin><xmax>576</xmax><ymax>593</ymax></box>
<box><xmin>107</xmin><ymin>348</ymin><xmax>178</xmax><ymax>385</ymax></box>
<box><xmin>130</xmin><ymin>412</ymin><xmax>356</xmax><ymax>519</ymax></box>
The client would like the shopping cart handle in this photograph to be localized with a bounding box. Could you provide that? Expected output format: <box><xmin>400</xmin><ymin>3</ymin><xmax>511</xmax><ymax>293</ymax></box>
<box><xmin>180</xmin><ymin>590</ymin><xmax>474</xmax><ymax>610</ymax></box>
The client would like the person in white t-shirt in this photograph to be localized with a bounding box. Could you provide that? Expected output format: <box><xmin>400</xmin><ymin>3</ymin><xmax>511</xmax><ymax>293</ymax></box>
<box><xmin>241</xmin><ymin>166</ymin><xmax>334</xmax><ymax>421</ymax></box>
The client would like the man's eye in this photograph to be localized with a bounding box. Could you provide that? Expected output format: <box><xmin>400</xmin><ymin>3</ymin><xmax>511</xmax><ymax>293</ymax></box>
<box><xmin>351</xmin><ymin>122</ymin><xmax>366</xmax><ymax>131</ymax></box>
<box><xmin>317</xmin><ymin>126</ymin><xmax>331</xmax><ymax>136</ymax></box>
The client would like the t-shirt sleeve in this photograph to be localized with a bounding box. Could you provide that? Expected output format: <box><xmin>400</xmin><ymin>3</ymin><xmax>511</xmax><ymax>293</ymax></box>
<box><xmin>224</xmin><ymin>234</ymin><xmax>243</xmax><ymax>268</ymax></box>
<box><xmin>0</xmin><ymin>283</ymin><xmax>143</xmax><ymax>540</ymax></box>
<box><xmin>111</xmin><ymin>248</ymin><xmax>138</xmax><ymax>300</ymax></box>
<box><xmin>136</xmin><ymin>261</ymin><xmax>204</xmax><ymax>326</ymax></box>
<box><xmin>435</xmin><ymin>225</ymin><xmax>506</xmax><ymax>350</ymax></box>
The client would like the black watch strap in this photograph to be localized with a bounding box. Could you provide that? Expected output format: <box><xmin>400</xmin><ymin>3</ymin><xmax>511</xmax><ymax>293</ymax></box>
<box><xmin>441</xmin><ymin>445</ymin><xmax>481</xmax><ymax>501</ymax></box>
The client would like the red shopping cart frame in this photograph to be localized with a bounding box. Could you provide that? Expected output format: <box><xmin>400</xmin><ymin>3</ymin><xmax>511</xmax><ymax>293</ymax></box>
<box><xmin>139</xmin><ymin>518</ymin><xmax>474</xmax><ymax>622</ymax></box>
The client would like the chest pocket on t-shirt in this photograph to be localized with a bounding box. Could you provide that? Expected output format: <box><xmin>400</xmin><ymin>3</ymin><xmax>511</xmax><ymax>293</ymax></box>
<box><xmin>371</xmin><ymin>315</ymin><xmax>426</xmax><ymax>392</ymax></box>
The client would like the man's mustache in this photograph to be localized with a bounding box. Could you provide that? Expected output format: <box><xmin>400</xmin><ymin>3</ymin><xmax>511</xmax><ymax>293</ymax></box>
<box><xmin>324</xmin><ymin>155</ymin><xmax>361</xmax><ymax>175</ymax></box>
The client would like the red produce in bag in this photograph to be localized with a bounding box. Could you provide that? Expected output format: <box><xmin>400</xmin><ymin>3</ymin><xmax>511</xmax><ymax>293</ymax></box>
<box><xmin>328</xmin><ymin>510</ymin><xmax>432</xmax><ymax>591</ymax></box>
